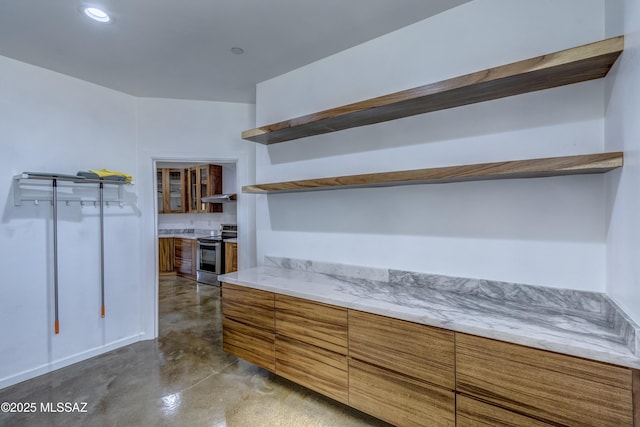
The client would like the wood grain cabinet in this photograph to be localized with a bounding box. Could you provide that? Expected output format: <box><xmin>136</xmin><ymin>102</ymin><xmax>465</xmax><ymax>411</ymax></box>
<box><xmin>348</xmin><ymin>310</ymin><xmax>455</xmax><ymax>427</ymax></box>
<box><xmin>275</xmin><ymin>295</ymin><xmax>348</xmax><ymax>404</ymax></box>
<box><xmin>456</xmin><ymin>395</ymin><xmax>555</xmax><ymax>427</ymax></box>
<box><xmin>174</xmin><ymin>238</ymin><xmax>196</xmax><ymax>280</ymax></box>
<box><xmin>158</xmin><ymin>237</ymin><xmax>175</xmax><ymax>275</ymax></box>
<box><xmin>187</xmin><ymin>164</ymin><xmax>223</xmax><ymax>213</ymax></box>
<box><xmin>224</xmin><ymin>241</ymin><xmax>238</xmax><ymax>273</ymax></box>
<box><xmin>456</xmin><ymin>333</ymin><xmax>635</xmax><ymax>427</ymax></box>
<box><xmin>222</xmin><ymin>283</ymin><xmax>275</xmax><ymax>371</ymax></box>
<box><xmin>221</xmin><ymin>287</ymin><xmax>639</xmax><ymax>427</ymax></box>
<box><xmin>157</xmin><ymin>168</ymin><xmax>186</xmax><ymax>213</ymax></box>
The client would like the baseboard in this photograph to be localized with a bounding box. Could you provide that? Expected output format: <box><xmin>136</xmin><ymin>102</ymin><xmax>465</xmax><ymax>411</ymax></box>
<box><xmin>0</xmin><ymin>334</ymin><xmax>143</xmax><ymax>390</ymax></box>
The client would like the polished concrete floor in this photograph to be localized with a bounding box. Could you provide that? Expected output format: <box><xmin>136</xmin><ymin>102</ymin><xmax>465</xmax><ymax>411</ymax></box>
<box><xmin>0</xmin><ymin>276</ymin><xmax>391</xmax><ymax>426</ymax></box>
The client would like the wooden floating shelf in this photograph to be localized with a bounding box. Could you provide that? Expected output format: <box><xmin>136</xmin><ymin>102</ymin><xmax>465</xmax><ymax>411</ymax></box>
<box><xmin>242</xmin><ymin>152</ymin><xmax>623</xmax><ymax>194</ymax></box>
<box><xmin>242</xmin><ymin>36</ymin><xmax>624</xmax><ymax>145</ymax></box>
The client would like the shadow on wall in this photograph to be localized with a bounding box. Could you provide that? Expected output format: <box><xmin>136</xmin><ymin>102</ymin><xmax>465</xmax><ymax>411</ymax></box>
<box><xmin>266</xmin><ymin>174</ymin><xmax>606</xmax><ymax>243</ymax></box>
<box><xmin>264</xmin><ymin>80</ymin><xmax>604</xmax><ymax>164</ymax></box>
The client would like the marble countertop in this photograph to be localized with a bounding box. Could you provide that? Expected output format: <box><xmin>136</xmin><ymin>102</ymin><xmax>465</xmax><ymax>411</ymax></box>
<box><xmin>158</xmin><ymin>228</ymin><xmax>217</xmax><ymax>239</ymax></box>
<box><xmin>219</xmin><ymin>264</ymin><xmax>640</xmax><ymax>369</ymax></box>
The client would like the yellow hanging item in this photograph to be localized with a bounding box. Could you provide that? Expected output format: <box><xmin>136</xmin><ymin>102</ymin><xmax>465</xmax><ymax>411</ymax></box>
<box><xmin>89</xmin><ymin>169</ymin><xmax>133</xmax><ymax>183</ymax></box>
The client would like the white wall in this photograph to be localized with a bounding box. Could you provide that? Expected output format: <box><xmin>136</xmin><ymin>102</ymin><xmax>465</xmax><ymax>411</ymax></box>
<box><xmin>135</xmin><ymin>97</ymin><xmax>255</xmax><ymax>338</ymax></box>
<box><xmin>604</xmin><ymin>0</ymin><xmax>640</xmax><ymax>324</ymax></box>
<box><xmin>0</xmin><ymin>58</ymin><xmax>255</xmax><ymax>389</ymax></box>
<box><xmin>254</xmin><ymin>0</ymin><xmax>608</xmax><ymax>290</ymax></box>
<box><xmin>0</xmin><ymin>56</ymin><xmax>140</xmax><ymax>388</ymax></box>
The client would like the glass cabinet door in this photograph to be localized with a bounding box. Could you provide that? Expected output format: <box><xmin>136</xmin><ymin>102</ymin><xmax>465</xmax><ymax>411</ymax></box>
<box><xmin>157</xmin><ymin>170</ymin><xmax>164</xmax><ymax>213</ymax></box>
<box><xmin>168</xmin><ymin>169</ymin><xmax>184</xmax><ymax>212</ymax></box>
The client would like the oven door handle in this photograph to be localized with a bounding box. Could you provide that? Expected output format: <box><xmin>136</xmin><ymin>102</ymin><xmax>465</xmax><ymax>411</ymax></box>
<box><xmin>198</xmin><ymin>241</ymin><xmax>221</xmax><ymax>248</ymax></box>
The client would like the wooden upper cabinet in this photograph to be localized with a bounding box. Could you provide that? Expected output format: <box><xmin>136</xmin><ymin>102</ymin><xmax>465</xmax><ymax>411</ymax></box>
<box><xmin>275</xmin><ymin>294</ymin><xmax>348</xmax><ymax>355</ymax></box>
<box><xmin>157</xmin><ymin>168</ymin><xmax>186</xmax><ymax>213</ymax></box>
<box><xmin>456</xmin><ymin>333</ymin><xmax>634</xmax><ymax>427</ymax></box>
<box><xmin>187</xmin><ymin>164</ymin><xmax>223</xmax><ymax>213</ymax></box>
<box><xmin>348</xmin><ymin>310</ymin><xmax>455</xmax><ymax>389</ymax></box>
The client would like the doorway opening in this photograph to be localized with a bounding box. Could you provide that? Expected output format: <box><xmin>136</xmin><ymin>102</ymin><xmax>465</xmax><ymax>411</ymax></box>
<box><xmin>153</xmin><ymin>159</ymin><xmax>238</xmax><ymax>335</ymax></box>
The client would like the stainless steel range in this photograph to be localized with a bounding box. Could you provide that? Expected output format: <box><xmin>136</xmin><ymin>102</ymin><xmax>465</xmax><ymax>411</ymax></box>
<box><xmin>196</xmin><ymin>224</ymin><xmax>237</xmax><ymax>286</ymax></box>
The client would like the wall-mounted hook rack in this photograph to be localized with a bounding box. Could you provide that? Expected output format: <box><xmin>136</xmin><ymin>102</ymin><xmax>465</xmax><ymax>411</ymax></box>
<box><xmin>12</xmin><ymin>172</ymin><xmax>132</xmax><ymax>334</ymax></box>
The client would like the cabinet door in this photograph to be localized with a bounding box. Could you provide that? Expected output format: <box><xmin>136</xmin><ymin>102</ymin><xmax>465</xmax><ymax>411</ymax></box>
<box><xmin>158</xmin><ymin>238</ymin><xmax>174</xmax><ymax>274</ymax></box>
<box><xmin>221</xmin><ymin>283</ymin><xmax>275</xmax><ymax>331</ymax></box>
<box><xmin>456</xmin><ymin>333</ymin><xmax>634</xmax><ymax>427</ymax></box>
<box><xmin>187</xmin><ymin>165</ymin><xmax>223</xmax><ymax>213</ymax></box>
<box><xmin>157</xmin><ymin>168</ymin><xmax>186</xmax><ymax>213</ymax></box>
<box><xmin>457</xmin><ymin>395</ymin><xmax>554</xmax><ymax>427</ymax></box>
<box><xmin>349</xmin><ymin>359</ymin><xmax>455</xmax><ymax>427</ymax></box>
<box><xmin>224</xmin><ymin>242</ymin><xmax>238</xmax><ymax>273</ymax></box>
<box><xmin>174</xmin><ymin>238</ymin><xmax>194</xmax><ymax>279</ymax></box>
<box><xmin>276</xmin><ymin>336</ymin><xmax>348</xmax><ymax>404</ymax></box>
<box><xmin>167</xmin><ymin>169</ymin><xmax>185</xmax><ymax>213</ymax></box>
<box><xmin>223</xmin><ymin>317</ymin><xmax>275</xmax><ymax>371</ymax></box>
<box><xmin>157</xmin><ymin>169</ymin><xmax>164</xmax><ymax>213</ymax></box>
<box><xmin>276</xmin><ymin>294</ymin><xmax>347</xmax><ymax>354</ymax></box>
<box><xmin>349</xmin><ymin>310</ymin><xmax>454</xmax><ymax>389</ymax></box>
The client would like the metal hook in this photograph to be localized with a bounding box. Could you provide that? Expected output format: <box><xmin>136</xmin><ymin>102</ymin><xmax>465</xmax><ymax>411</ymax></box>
<box><xmin>34</xmin><ymin>200</ymin><xmax>39</xmax><ymax>206</ymax></box>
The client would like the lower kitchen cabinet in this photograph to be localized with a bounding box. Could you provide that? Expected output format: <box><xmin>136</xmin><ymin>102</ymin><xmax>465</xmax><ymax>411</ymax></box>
<box><xmin>222</xmin><ymin>283</ymin><xmax>275</xmax><ymax>331</ymax></box>
<box><xmin>349</xmin><ymin>358</ymin><xmax>455</xmax><ymax>427</ymax></box>
<box><xmin>224</xmin><ymin>241</ymin><xmax>238</xmax><ymax>273</ymax></box>
<box><xmin>222</xmin><ymin>317</ymin><xmax>275</xmax><ymax>371</ymax></box>
<box><xmin>158</xmin><ymin>237</ymin><xmax>175</xmax><ymax>275</ymax></box>
<box><xmin>220</xmin><ymin>285</ymin><xmax>638</xmax><ymax>427</ymax></box>
<box><xmin>274</xmin><ymin>294</ymin><xmax>349</xmax><ymax>403</ymax></box>
<box><xmin>456</xmin><ymin>333</ymin><xmax>634</xmax><ymax>427</ymax></box>
<box><xmin>276</xmin><ymin>336</ymin><xmax>348</xmax><ymax>404</ymax></box>
<box><xmin>221</xmin><ymin>283</ymin><xmax>276</xmax><ymax>371</ymax></box>
<box><xmin>275</xmin><ymin>294</ymin><xmax>348</xmax><ymax>354</ymax></box>
<box><xmin>349</xmin><ymin>310</ymin><xmax>454</xmax><ymax>390</ymax></box>
<box><xmin>456</xmin><ymin>395</ymin><xmax>554</xmax><ymax>427</ymax></box>
<box><xmin>174</xmin><ymin>238</ymin><xmax>196</xmax><ymax>279</ymax></box>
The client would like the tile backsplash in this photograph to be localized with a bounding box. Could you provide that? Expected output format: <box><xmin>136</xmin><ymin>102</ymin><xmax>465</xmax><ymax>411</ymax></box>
<box><xmin>158</xmin><ymin>205</ymin><xmax>236</xmax><ymax>230</ymax></box>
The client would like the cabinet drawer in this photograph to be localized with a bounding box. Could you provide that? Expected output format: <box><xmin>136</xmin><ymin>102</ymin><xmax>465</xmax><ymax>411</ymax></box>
<box><xmin>276</xmin><ymin>336</ymin><xmax>348</xmax><ymax>404</ymax></box>
<box><xmin>222</xmin><ymin>283</ymin><xmax>274</xmax><ymax>332</ymax></box>
<box><xmin>348</xmin><ymin>310</ymin><xmax>454</xmax><ymax>389</ymax></box>
<box><xmin>349</xmin><ymin>359</ymin><xmax>454</xmax><ymax>427</ymax></box>
<box><xmin>457</xmin><ymin>395</ymin><xmax>554</xmax><ymax>427</ymax></box>
<box><xmin>174</xmin><ymin>258</ymin><xmax>192</xmax><ymax>275</ymax></box>
<box><xmin>174</xmin><ymin>238</ymin><xmax>193</xmax><ymax>261</ymax></box>
<box><xmin>275</xmin><ymin>294</ymin><xmax>347</xmax><ymax>354</ymax></box>
<box><xmin>456</xmin><ymin>333</ymin><xmax>634</xmax><ymax>427</ymax></box>
<box><xmin>223</xmin><ymin>317</ymin><xmax>275</xmax><ymax>371</ymax></box>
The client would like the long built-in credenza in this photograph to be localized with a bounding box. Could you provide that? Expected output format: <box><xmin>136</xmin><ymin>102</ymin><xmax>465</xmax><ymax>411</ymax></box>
<box><xmin>219</xmin><ymin>261</ymin><xmax>639</xmax><ymax>427</ymax></box>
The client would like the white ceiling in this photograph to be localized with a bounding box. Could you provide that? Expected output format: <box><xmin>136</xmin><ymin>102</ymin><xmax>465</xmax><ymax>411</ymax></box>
<box><xmin>0</xmin><ymin>0</ymin><xmax>470</xmax><ymax>103</ymax></box>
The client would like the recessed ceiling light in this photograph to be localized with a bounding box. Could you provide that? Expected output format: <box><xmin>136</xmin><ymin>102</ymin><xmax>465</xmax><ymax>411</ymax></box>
<box><xmin>83</xmin><ymin>6</ymin><xmax>111</xmax><ymax>23</ymax></box>
<box><xmin>230</xmin><ymin>47</ymin><xmax>244</xmax><ymax>55</ymax></box>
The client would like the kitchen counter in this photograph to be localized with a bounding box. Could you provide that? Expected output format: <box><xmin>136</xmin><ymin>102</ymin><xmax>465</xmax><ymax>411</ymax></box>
<box><xmin>158</xmin><ymin>228</ymin><xmax>215</xmax><ymax>239</ymax></box>
<box><xmin>218</xmin><ymin>257</ymin><xmax>640</xmax><ymax>369</ymax></box>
